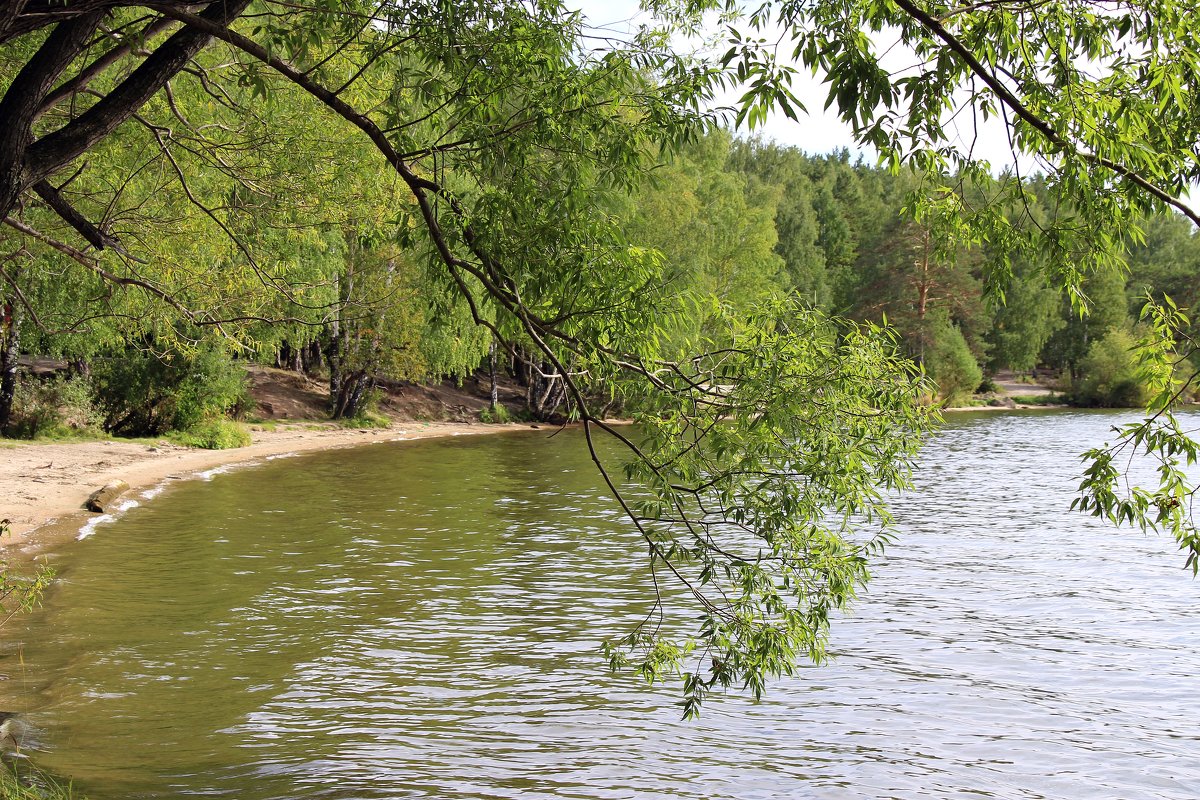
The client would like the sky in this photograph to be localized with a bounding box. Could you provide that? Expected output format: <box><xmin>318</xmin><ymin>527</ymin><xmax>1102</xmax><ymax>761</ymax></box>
<box><xmin>571</xmin><ymin>0</ymin><xmax>1025</xmax><ymax>170</ymax></box>
<box><xmin>569</xmin><ymin>2</ymin><xmax>1200</xmax><ymax>212</ymax></box>
<box><xmin>573</xmin><ymin>0</ymin><xmax>867</xmax><ymax>155</ymax></box>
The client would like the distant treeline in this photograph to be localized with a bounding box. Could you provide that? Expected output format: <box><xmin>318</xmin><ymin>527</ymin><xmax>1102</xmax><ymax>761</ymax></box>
<box><xmin>722</xmin><ymin>137</ymin><xmax>1199</xmax><ymax>406</ymax></box>
<box><xmin>4</xmin><ymin>129</ymin><xmax>1199</xmax><ymax>443</ymax></box>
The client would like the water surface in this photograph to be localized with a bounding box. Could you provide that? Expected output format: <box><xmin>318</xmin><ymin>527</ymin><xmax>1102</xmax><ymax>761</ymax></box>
<box><xmin>4</xmin><ymin>412</ymin><xmax>1198</xmax><ymax>799</ymax></box>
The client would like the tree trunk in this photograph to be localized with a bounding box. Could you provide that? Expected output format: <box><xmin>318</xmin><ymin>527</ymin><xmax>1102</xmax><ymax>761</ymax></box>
<box><xmin>519</xmin><ymin>353</ymin><xmax>569</xmax><ymax>422</ymax></box>
<box><xmin>332</xmin><ymin>369</ymin><xmax>372</xmax><ymax>420</ymax></box>
<box><xmin>276</xmin><ymin>340</ymin><xmax>294</xmax><ymax>370</ymax></box>
<box><xmin>302</xmin><ymin>340</ymin><xmax>322</xmax><ymax>375</ymax></box>
<box><xmin>0</xmin><ymin>299</ymin><xmax>23</xmax><ymax>434</ymax></box>
<box><xmin>0</xmin><ymin>2</ymin><xmax>252</xmax><ymax>228</ymax></box>
<box><xmin>325</xmin><ymin>331</ymin><xmax>342</xmax><ymax>406</ymax></box>
<box><xmin>488</xmin><ymin>338</ymin><xmax>499</xmax><ymax>410</ymax></box>
<box><xmin>68</xmin><ymin>357</ymin><xmax>90</xmax><ymax>379</ymax></box>
<box><xmin>327</xmin><ymin>244</ymin><xmax>356</xmax><ymax>413</ymax></box>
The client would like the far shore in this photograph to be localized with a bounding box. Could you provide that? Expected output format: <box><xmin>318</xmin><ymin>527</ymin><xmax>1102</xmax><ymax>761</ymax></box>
<box><xmin>0</xmin><ymin>420</ymin><xmax>525</xmax><ymax>555</ymax></box>
<box><xmin>942</xmin><ymin>401</ymin><xmax>1070</xmax><ymax>412</ymax></box>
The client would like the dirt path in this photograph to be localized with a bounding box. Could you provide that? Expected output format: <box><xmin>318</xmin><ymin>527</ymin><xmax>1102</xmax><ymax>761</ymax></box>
<box><xmin>992</xmin><ymin>369</ymin><xmax>1057</xmax><ymax>397</ymax></box>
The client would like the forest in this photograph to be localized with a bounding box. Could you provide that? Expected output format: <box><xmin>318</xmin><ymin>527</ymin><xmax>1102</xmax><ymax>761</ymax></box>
<box><xmin>5</xmin><ymin>130</ymin><xmax>1199</xmax><ymax>440</ymax></box>
<box><xmin>3</xmin><ymin>0</ymin><xmax>1200</xmax><ymax>724</ymax></box>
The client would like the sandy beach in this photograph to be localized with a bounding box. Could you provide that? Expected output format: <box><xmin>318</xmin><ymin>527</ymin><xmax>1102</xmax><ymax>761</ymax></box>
<box><xmin>0</xmin><ymin>420</ymin><xmax>515</xmax><ymax>554</ymax></box>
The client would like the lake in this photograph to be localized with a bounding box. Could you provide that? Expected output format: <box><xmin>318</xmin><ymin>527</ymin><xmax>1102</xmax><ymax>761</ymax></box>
<box><xmin>3</xmin><ymin>410</ymin><xmax>1198</xmax><ymax>799</ymax></box>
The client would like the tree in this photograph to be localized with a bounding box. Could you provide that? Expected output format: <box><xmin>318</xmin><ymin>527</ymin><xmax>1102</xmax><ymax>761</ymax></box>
<box><xmin>2</xmin><ymin>0</ymin><xmax>1199</xmax><ymax>711</ymax></box>
<box><xmin>1072</xmin><ymin>327</ymin><xmax>1150</xmax><ymax>408</ymax></box>
<box><xmin>1125</xmin><ymin>213</ymin><xmax>1200</xmax><ymax>313</ymax></box>
<box><xmin>0</xmin><ymin>2</ymin><xmax>934</xmax><ymax>714</ymax></box>
<box><xmin>727</xmin><ymin>139</ymin><xmax>829</xmax><ymax>308</ymax></box>
<box><xmin>718</xmin><ymin>0</ymin><xmax>1200</xmax><ymax>572</ymax></box>
<box><xmin>986</xmin><ymin>257</ymin><xmax>1063</xmax><ymax>375</ymax></box>
<box><xmin>854</xmin><ymin>206</ymin><xmax>985</xmax><ymax>366</ymax></box>
<box><xmin>1042</xmin><ymin>266</ymin><xmax>1129</xmax><ymax>380</ymax></box>
<box><xmin>925</xmin><ymin>309</ymin><xmax>983</xmax><ymax>405</ymax></box>
<box><xmin>621</xmin><ymin>131</ymin><xmax>790</xmax><ymax>345</ymax></box>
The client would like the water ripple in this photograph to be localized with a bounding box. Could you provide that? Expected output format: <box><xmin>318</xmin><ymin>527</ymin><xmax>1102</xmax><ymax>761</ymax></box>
<box><xmin>4</xmin><ymin>413</ymin><xmax>1198</xmax><ymax>799</ymax></box>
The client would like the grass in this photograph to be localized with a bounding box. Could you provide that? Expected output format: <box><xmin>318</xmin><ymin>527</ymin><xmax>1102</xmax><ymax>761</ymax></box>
<box><xmin>0</xmin><ymin>761</ymin><xmax>79</xmax><ymax>800</ymax></box>
<box><xmin>1010</xmin><ymin>393</ymin><xmax>1067</xmax><ymax>406</ymax></box>
<box><xmin>335</xmin><ymin>410</ymin><xmax>392</xmax><ymax>430</ymax></box>
<box><xmin>2</xmin><ymin>420</ymin><xmax>251</xmax><ymax>451</ymax></box>
<box><xmin>165</xmin><ymin>418</ymin><xmax>252</xmax><ymax>450</ymax></box>
<box><xmin>4</xmin><ymin>425</ymin><xmax>109</xmax><ymax>444</ymax></box>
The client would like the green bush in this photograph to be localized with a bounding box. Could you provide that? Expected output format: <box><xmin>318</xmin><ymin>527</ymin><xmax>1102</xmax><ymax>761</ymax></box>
<box><xmin>926</xmin><ymin>317</ymin><xmax>983</xmax><ymax>406</ymax></box>
<box><xmin>1072</xmin><ymin>328</ymin><xmax>1150</xmax><ymax>408</ymax></box>
<box><xmin>1009</xmin><ymin>393</ymin><xmax>1066</xmax><ymax>406</ymax></box>
<box><xmin>479</xmin><ymin>403</ymin><xmax>512</xmax><ymax>423</ymax></box>
<box><xmin>169</xmin><ymin>418</ymin><xmax>252</xmax><ymax>450</ymax></box>
<box><xmin>91</xmin><ymin>345</ymin><xmax>250</xmax><ymax>436</ymax></box>
<box><xmin>7</xmin><ymin>375</ymin><xmax>102</xmax><ymax>439</ymax></box>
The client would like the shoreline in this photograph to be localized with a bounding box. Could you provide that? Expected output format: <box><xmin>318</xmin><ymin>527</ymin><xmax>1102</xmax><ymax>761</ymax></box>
<box><xmin>1</xmin><ymin>420</ymin><xmax>523</xmax><ymax>555</ymax></box>
<box><xmin>942</xmin><ymin>402</ymin><xmax>1071</xmax><ymax>412</ymax></box>
<box><xmin>0</xmin><ymin>399</ymin><xmax>1077</xmax><ymax>555</ymax></box>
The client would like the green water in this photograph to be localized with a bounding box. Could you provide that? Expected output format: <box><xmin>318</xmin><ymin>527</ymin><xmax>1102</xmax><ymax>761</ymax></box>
<box><xmin>9</xmin><ymin>431</ymin><xmax>668</xmax><ymax>798</ymax></box>
<box><xmin>3</xmin><ymin>415</ymin><xmax>1200</xmax><ymax>798</ymax></box>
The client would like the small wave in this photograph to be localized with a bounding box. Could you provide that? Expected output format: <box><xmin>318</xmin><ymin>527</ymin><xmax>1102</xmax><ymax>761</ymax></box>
<box><xmin>196</xmin><ymin>465</ymin><xmax>233</xmax><ymax>480</ymax></box>
<box><xmin>140</xmin><ymin>484</ymin><xmax>167</xmax><ymax>500</ymax></box>
<box><xmin>77</xmin><ymin>498</ymin><xmax>141</xmax><ymax>540</ymax></box>
<box><xmin>77</xmin><ymin>514</ymin><xmax>114</xmax><ymax>540</ymax></box>
<box><xmin>196</xmin><ymin>460</ymin><xmax>264</xmax><ymax>481</ymax></box>
<box><xmin>265</xmin><ymin>452</ymin><xmax>298</xmax><ymax>461</ymax></box>
<box><xmin>197</xmin><ymin>461</ymin><xmax>259</xmax><ymax>480</ymax></box>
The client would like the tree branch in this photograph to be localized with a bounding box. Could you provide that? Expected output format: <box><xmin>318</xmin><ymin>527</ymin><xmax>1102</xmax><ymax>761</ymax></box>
<box><xmin>26</xmin><ymin>0</ymin><xmax>252</xmax><ymax>185</ymax></box>
<box><xmin>890</xmin><ymin>0</ymin><xmax>1200</xmax><ymax>227</ymax></box>
<box><xmin>37</xmin><ymin>15</ymin><xmax>177</xmax><ymax>117</ymax></box>
<box><xmin>31</xmin><ymin>180</ymin><xmax>125</xmax><ymax>252</ymax></box>
<box><xmin>3</xmin><ymin>215</ymin><xmax>198</xmax><ymax>321</ymax></box>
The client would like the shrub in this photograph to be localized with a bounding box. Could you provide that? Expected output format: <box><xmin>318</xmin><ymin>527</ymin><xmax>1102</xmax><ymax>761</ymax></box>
<box><xmin>169</xmin><ymin>418</ymin><xmax>252</xmax><ymax>450</ymax></box>
<box><xmin>91</xmin><ymin>345</ymin><xmax>250</xmax><ymax>436</ymax></box>
<box><xmin>336</xmin><ymin>409</ymin><xmax>391</xmax><ymax>429</ymax></box>
<box><xmin>7</xmin><ymin>375</ymin><xmax>102</xmax><ymax>439</ymax></box>
<box><xmin>479</xmin><ymin>403</ymin><xmax>512</xmax><ymax>423</ymax></box>
<box><xmin>926</xmin><ymin>318</ymin><xmax>983</xmax><ymax>406</ymax></box>
<box><xmin>1072</xmin><ymin>328</ymin><xmax>1150</xmax><ymax>408</ymax></box>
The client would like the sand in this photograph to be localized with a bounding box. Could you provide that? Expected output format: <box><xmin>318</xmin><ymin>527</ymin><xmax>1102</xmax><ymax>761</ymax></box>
<box><xmin>0</xmin><ymin>421</ymin><xmax>517</xmax><ymax>553</ymax></box>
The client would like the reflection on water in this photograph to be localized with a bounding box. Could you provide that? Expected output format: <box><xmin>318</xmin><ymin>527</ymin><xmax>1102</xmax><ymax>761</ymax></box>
<box><xmin>3</xmin><ymin>412</ymin><xmax>1198</xmax><ymax>799</ymax></box>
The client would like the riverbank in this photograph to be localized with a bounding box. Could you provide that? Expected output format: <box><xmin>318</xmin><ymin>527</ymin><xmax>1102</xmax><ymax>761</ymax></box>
<box><xmin>1</xmin><ymin>364</ymin><xmax>538</xmax><ymax>554</ymax></box>
<box><xmin>0</xmin><ymin>365</ymin><xmax>1063</xmax><ymax>551</ymax></box>
<box><xmin>944</xmin><ymin>368</ymin><xmax>1067</xmax><ymax>412</ymax></box>
<box><xmin>0</xmin><ymin>420</ymin><xmax>525</xmax><ymax>553</ymax></box>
